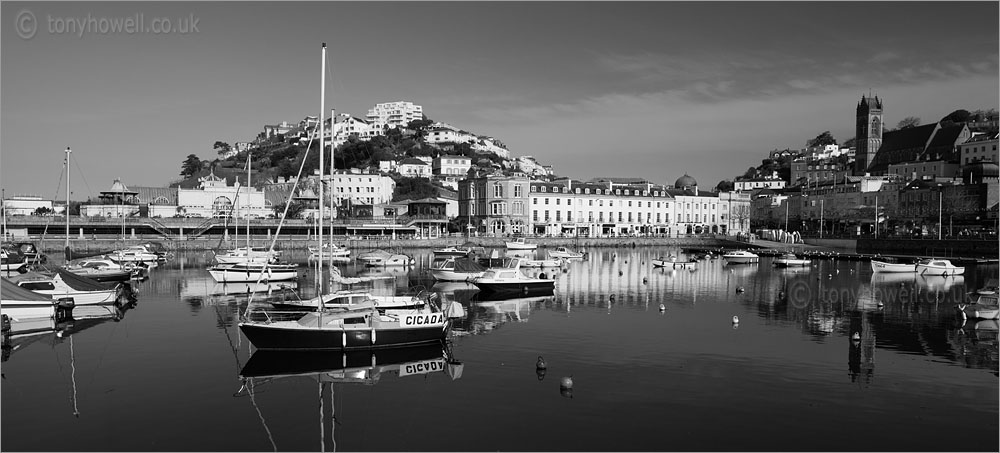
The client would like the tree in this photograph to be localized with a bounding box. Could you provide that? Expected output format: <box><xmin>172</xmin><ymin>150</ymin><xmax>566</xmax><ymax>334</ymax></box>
<box><xmin>842</xmin><ymin>137</ymin><xmax>857</xmax><ymax>149</ymax></box>
<box><xmin>715</xmin><ymin>180</ymin><xmax>734</xmax><ymax>192</ymax></box>
<box><xmin>32</xmin><ymin>206</ymin><xmax>53</xmax><ymax>216</ymax></box>
<box><xmin>272</xmin><ymin>201</ymin><xmax>307</xmax><ymax>219</ymax></box>
<box><xmin>213</xmin><ymin>141</ymin><xmax>232</xmax><ymax>157</ymax></box>
<box><xmin>743</xmin><ymin>167</ymin><xmax>758</xmax><ymax>179</ymax></box>
<box><xmin>941</xmin><ymin>109</ymin><xmax>971</xmax><ymax>124</ymax></box>
<box><xmin>392</xmin><ymin>176</ymin><xmax>439</xmax><ymax>201</ymax></box>
<box><xmin>807</xmin><ymin>131</ymin><xmax>837</xmax><ymax>148</ymax></box>
<box><xmin>180</xmin><ymin>154</ymin><xmax>203</xmax><ymax>178</ymax></box>
<box><xmin>895</xmin><ymin>117</ymin><xmax>921</xmax><ymax>130</ymax></box>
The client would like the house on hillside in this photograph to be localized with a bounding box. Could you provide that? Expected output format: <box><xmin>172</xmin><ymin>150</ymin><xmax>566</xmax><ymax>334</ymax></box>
<box><xmin>398</xmin><ymin>157</ymin><xmax>431</xmax><ymax>178</ymax></box>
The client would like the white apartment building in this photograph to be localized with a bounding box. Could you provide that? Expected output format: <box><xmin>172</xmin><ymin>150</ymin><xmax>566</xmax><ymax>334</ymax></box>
<box><xmin>425</xmin><ymin>127</ymin><xmax>476</xmax><ymax>145</ymax></box>
<box><xmin>958</xmin><ymin>133</ymin><xmax>999</xmax><ymax>165</ymax></box>
<box><xmin>398</xmin><ymin>158</ymin><xmax>432</xmax><ymax>178</ymax></box>
<box><xmin>529</xmin><ymin>180</ymin><xmax>676</xmax><ymax>237</ymax></box>
<box><xmin>433</xmin><ymin>155</ymin><xmax>472</xmax><ymax>176</ymax></box>
<box><xmin>327</xmin><ymin>169</ymin><xmax>395</xmax><ymax>206</ymax></box>
<box><xmin>366</xmin><ymin>101</ymin><xmax>423</xmax><ymax>130</ymax></box>
<box><xmin>735</xmin><ymin>178</ymin><xmax>787</xmax><ymax>191</ymax></box>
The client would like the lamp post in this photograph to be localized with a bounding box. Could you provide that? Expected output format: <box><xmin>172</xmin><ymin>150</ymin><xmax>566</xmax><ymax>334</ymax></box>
<box><xmin>874</xmin><ymin>195</ymin><xmax>878</xmax><ymax>240</ymax></box>
<box><xmin>784</xmin><ymin>198</ymin><xmax>789</xmax><ymax>232</ymax></box>
<box><xmin>938</xmin><ymin>188</ymin><xmax>943</xmax><ymax>240</ymax></box>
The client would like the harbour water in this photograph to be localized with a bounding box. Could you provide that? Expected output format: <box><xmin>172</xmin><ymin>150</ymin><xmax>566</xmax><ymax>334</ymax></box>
<box><xmin>2</xmin><ymin>247</ymin><xmax>998</xmax><ymax>451</ymax></box>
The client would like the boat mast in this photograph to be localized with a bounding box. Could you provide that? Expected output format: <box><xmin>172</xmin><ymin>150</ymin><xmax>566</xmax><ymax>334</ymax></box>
<box><xmin>318</xmin><ymin>43</ymin><xmax>326</xmax><ymax>291</ymax></box>
<box><xmin>65</xmin><ymin>147</ymin><xmax>71</xmax><ymax>249</ymax></box>
<box><xmin>246</xmin><ymin>153</ymin><xmax>251</xmax><ymax>251</ymax></box>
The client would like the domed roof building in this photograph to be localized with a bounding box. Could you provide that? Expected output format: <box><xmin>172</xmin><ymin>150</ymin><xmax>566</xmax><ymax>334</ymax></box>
<box><xmin>963</xmin><ymin>161</ymin><xmax>999</xmax><ymax>184</ymax></box>
<box><xmin>674</xmin><ymin>174</ymin><xmax>698</xmax><ymax>189</ymax></box>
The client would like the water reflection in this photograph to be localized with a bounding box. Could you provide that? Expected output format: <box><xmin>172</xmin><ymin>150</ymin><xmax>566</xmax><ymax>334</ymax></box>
<box><xmin>235</xmin><ymin>342</ymin><xmax>462</xmax><ymax>451</ymax></box>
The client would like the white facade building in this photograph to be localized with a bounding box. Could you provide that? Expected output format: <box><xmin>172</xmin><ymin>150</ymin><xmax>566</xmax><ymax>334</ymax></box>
<box><xmin>398</xmin><ymin>158</ymin><xmax>432</xmax><ymax>178</ymax></box>
<box><xmin>958</xmin><ymin>133</ymin><xmax>999</xmax><ymax>165</ymax></box>
<box><xmin>366</xmin><ymin>101</ymin><xmax>423</xmax><ymax>130</ymax></box>
<box><xmin>327</xmin><ymin>169</ymin><xmax>396</xmax><ymax>206</ymax></box>
<box><xmin>433</xmin><ymin>155</ymin><xmax>472</xmax><ymax>176</ymax></box>
<box><xmin>2</xmin><ymin>195</ymin><xmax>60</xmax><ymax>216</ymax></box>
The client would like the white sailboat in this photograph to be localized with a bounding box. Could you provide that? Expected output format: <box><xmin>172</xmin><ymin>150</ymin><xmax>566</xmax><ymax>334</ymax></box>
<box><xmin>238</xmin><ymin>43</ymin><xmax>459</xmax><ymax>351</ymax></box>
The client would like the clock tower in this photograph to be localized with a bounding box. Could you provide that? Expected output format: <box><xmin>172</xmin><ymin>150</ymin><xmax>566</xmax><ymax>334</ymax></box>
<box><xmin>854</xmin><ymin>94</ymin><xmax>883</xmax><ymax>176</ymax></box>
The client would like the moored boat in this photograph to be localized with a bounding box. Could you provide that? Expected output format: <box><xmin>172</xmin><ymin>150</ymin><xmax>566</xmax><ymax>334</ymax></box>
<box><xmin>652</xmin><ymin>256</ymin><xmax>698</xmax><ymax>269</ymax></box>
<box><xmin>547</xmin><ymin>247</ymin><xmax>585</xmax><ymax>260</ymax></box>
<box><xmin>1</xmin><ymin>278</ymin><xmax>75</xmax><ymax>320</ymax></box>
<box><xmin>957</xmin><ymin>294</ymin><xmax>1000</xmax><ymax>320</ymax></box>
<box><xmin>505</xmin><ymin>237</ymin><xmax>537</xmax><ymax>250</ymax></box>
<box><xmin>471</xmin><ymin>262</ymin><xmax>555</xmax><ymax>297</ymax></box>
<box><xmin>916</xmin><ymin>258</ymin><xmax>965</xmax><ymax>276</ymax></box>
<box><xmin>268</xmin><ymin>289</ymin><xmax>426</xmax><ymax>312</ymax></box>
<box><xmin>207</xmin><ymin>262</ymin><xmax>299</xmax><ymax>283</ymax></box>
<box><xmin>214</xmin><ymin>246</ymin><xmax>279</xmax><ymax>265</ymax></box>
<box><xmin>871</xmin><ymin>259</ymin><xmax>916</xmax><ymax>273</ymax></box>
<box><xmin>517</xmin><ymin>257</ymin><xmax>561</xmax><ymax>268</ymax></box>
<box><xmin>773</xmin><ymin>253</ymin><xmax>811</xmax><ymax>267</ymax></box>
<box><xmin>722</xmin><ymin>250</ymin><xmax>759</xmax><ymax>264</ymax></box>
<box><xmin>430</xmin><ymin>257</ymin><xmax>486</xmax><ymax>281</ymax></box>
<box><xmin>432</xmin><ymin>245</ymin><xmax>473</xmax><ymax>258</ymax></box>
<box><xmin>6</xmin><ymin>270</ymin><xmax>123</xmax><ymax>305</ymax></box>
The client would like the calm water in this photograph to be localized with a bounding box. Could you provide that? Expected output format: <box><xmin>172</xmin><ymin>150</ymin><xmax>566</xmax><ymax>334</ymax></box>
<box><xmin>2</xmin><ymin>247</ymin><xmax>998</xmax><ymax>452</ymax></box>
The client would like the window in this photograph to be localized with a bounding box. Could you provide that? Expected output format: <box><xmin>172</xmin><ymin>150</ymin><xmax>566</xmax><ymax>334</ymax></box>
<box><xmin>533</xmin><ymin>198</ymin><xmax>538</xmax><ymax>205</ymax></box>
<box><xmin>533</xmin><ymin>210</ymin><xmax>538</xmax><ymax>221</ymax></box>
<box><xmin>544</xmin><ymin>210</ymin><xmax>550</xmax><ymax>221</ymax></box>
<box><xmin>556</xmin><ymin>211</ymin><xmax>561</xmax><ymax>221</ymax></box>
<box><xmin>589</xmin><ymin>211</ymin><xmax>593</xmax><ymax>221</ymax></box>
<box><xmin>514</xmin><ymin>185</ymin><xmax>523</xmax><ymax>198</ymax></box>
<box><xmin>531</xmin><ymin>185</ymin><xmax>537</xmax><ymax>192</ymax></box>
<box><xmin>491</xmin><ymin>202</ymin><xmax>507</xmax><ymax>216</ymax></box>
<box><xmin>628</xmin><ymin>201</ymin><xmax>632</xmax><ymax>207</ymax></box>
<box><xmin>556</xmin><ymin>199</ymin><xmax>561</xmax><ymax>205</ymax></box>
<box><xmin>512</xmin><ymin>201</ymin><xmax>523</xmax><ymax>215</ymax></box>
<box><xmin>618</xmin><ymin>212</ymin><xmax>623</xmax><ymax>222</ymax></box>
<box><xmin>545</xmin><ymin>198</ymin><xmax>549</xmax><ymax>205</ymax></box>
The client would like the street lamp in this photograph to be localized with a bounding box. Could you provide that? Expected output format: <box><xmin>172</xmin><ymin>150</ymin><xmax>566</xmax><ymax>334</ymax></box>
<box><xmin>820</xmin><ymin>199</ymin><xmax>824</xmax><ymax>239</ymax></box>
<box><xmin>938</xmin><ymin>187</ymin><xmax>943</xmax><ymax>240</ymax></box>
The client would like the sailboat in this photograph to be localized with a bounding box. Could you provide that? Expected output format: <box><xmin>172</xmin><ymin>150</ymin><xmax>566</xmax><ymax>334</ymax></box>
<box><xmin>208</xmin><ymin>156</ymin><xmax>298</xmax><ymax>283</ymax></box>
<box><xmin>238</xmin><ymin>43</ymin><xmax>461</xmax><ymax>351</ymax></box>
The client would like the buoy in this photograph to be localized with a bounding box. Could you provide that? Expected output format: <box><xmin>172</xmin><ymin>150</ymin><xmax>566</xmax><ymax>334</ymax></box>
<box><xmin>732</xmin><ymin>315</ymin><xmax>739</xmax><ymax>324</ymax></box>
<box><xmin>536</xmin><ymin>356</ymin><xmax>547</xmax><ymax>370</ymax></box>
<box><xmin>609</xmin><ymin>294</ymin><xmax>616</xmax><ymax>302</ymax></box>
<box><xmin>560</xmin><ymin>376</ymin><xmax>574</xmax><ymax>389</ymax></box>
<box><xmin>536</xmin><ymin>368</ymin><xmax>546</xmax><ymax>381</ymax></box>
<box><xmin>877</xmin><ymin>301</ymin><xmax>884</xmax><ymax>308</ymax></box>
<box><xmin>736</xmin><ymin>286</ymin><xmax>745</xmax><ymax>293</ymax></box>
<box><xmin>851</xmin><ymin>332</ymin><xmax>861</xmax><ymax>341</ymax></box>
<box><xmin>642</xmin><ymin>277</ymin><xmax>648</xmax><ymax>284</ymax></box>
<box><xmin>618</xmin><ymin>270</ymin><xmax>623</xmax><ymax>276</ymax></box>
<box><xmin>659</xmin><ymin>303</ymin><xmax>665</xmax><ymax>312</ymax></box>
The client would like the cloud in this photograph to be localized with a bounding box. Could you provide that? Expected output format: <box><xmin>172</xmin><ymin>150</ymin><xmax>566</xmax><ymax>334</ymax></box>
<box><xmin>868</xmin><ymin>51</ymin><xmax>901</xmax><ymax>64</ymax></box>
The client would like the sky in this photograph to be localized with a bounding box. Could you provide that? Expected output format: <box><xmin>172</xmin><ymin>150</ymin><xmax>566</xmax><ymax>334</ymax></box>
<box><xmin>2</xmin><ymin>1</ymin><xmax>998</xmax><ymax>200</ymax></box>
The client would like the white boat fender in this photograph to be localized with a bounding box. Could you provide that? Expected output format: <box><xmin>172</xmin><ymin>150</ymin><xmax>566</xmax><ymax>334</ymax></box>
<box><xmin>560</xmin><ymin>376</ymin><xmax>573</xmax><ymax>389</ymax></box>
<box><xmin>851</xmin><ymin>332</ymin><xmax>861</xmax><ymax>341</ymax></box>
<box><xmin>732</xmin><ymin>316</ymin><xmax>739</xmax><ymax>324</ymax></box>
<box><xmin>539</xmin><ymin>272</ymin><xmax>547</xmax><ymax>280</ymax></box>
<box><xmin>371</xmin><ymin>328</ymin><xmax>376</xmax><ymax>345</ymax></box>
<box><xmin>536</xmin><ymin>356</ymin><xmax>547</xmax><ymax>370</ymax></box>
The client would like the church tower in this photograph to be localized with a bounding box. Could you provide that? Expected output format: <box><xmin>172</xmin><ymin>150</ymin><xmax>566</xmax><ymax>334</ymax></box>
<box><xmin>854</xmin><ymin>94</ymin><xmax>883</xmax><ymax>175</ymax></box>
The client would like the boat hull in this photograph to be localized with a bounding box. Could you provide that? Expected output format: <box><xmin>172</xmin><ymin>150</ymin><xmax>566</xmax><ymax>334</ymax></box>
<box><xmin>208</xmin><ymin>265</ymin><xmax>299</xmax><ymax>283</ymax></box>
<box><xmin>871</xmin><ymin>260</ymin><xmax>916</xmax><ymax>273</ymax></box>
<box><xmin>505</xmin><ymin>242</ymin><xmax>537</xmax><ymax>250</ymax></box>
<box><xmin>722</xmin><ymin>255</ymin><xmax>759</xmax><ymax>264</ymax></box>
<box><xmin>652</xmin><ymin>259</ymin><xmax>697</xmax><ymax>269</ymax></box>
<box><xmin>473</xmin><ymin>281</ymin><xmax>555</xmax><ymax>297</ymax></box>
<box><xmin>917</xmin><ymin>265</ymin><xmax>965</xmax><ymax>276</ymax></box>
<box><xmin>430</xmin><ymin>269</ymin><xmax>485</xmax><ymax>281</ymax></box>
<box><xmin>238</xmin><ymin>322</ymin><xmax>447</xmax><ymax>351</ymax></box>
<box><xmin>774</xmin><ymin>260</ymin><xmax>811</xmax><ymax>267</ymax></box>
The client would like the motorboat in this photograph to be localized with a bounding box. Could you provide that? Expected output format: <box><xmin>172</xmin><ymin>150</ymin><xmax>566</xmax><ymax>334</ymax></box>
<box><xmin>871</xmin><ymin>259</ymin><xmax>916</xmax><ymax>273</ymax></box>
<box><xmin>268</xmin><ymin>289</ymin><xmax>427</xmax><ymax>312</ymax></box>
<box><xmin>517</xmin><ymin>257</ymin><xmax>561</xmax><ymax>268</ymax></box>
<box><xmin>207</xmin><ymin>262</ymin><xmax>299</xmax><ymax>283</ymax></box>
<box><xmin>1</xmin><ymin>278</ymin><xmax>75</xmax><ymax>321</ymax></box>
<box><xmin>471</xmin><ymin>262</ymin><xmax>555</xmax><ymax>297</ymax></box>
<box><xmin>63</xmin><ymin>257</ymin><xmax>143</xmax><ymax>282</ymax></box>
<box><xmin>6</xmin><ymin>270</ymin><xmax>123</xmax><ymax>305</ymax></box>
<box><xmin>547</xmin><ymin>247</ymin><xmax>585</xmax><ymax>260</ymax></box>
<box><xmin>3</xmin><ymin>242</ymin><xmax>46</xmax><ymax>264</ymax></box>
<box><xmin>1</xmin><ymin>247</ymin><xmax>28</xmax><ymax>274</ymax></box>
<box><xmin>773</xmin><ymin>253</ymin><xmax>811</xmax><ymax>267</ymax></box>
<box><xmin>308</xmin><ymin>243</ymin><xmax>351</xmax><ymax>260</ymax></box>
<box><xmin>722</xmin><ymin>250</ymin><xmax>759</xmax><ymax>264</ymax></box>
<box><xmin>363</xmin><ymin>252</ymin><xmax>414</xmax><ymax>267</ymax></box>
<box><xmin>430</xmin><ymin>257</ymin><xmax>486</xmax><ymax>281</ymax></box>
<box><xmin>652</xmin><ymin>256</ymin><xmax>697</xmax><ymax>269</ymax></box>
<box><xmin>214</xmin><ymin>246</ymin><xmax>279</xmax><ymax>265</ymax></box>
<box><xmin>108</xmin><ymin>246</ymin><xmax>162</xmax><ymax>263</ymax></box>
<box><xmin>432</xmin><ymin>246</ymin><xmax>473</xmax><ymax>258</ymax></box>
<box><xmin>505</xmin><ymin>237</ymin><xmax>537</xmax><ymax>250</ymax></box>
<box><xmin>957</xmin><ymin>294</ymin><xmax>999</xmax><ymax>320</ymax></box>
<box><xmin>916</xmin><ymin>259</ymin><xmax>965</xmax><ymax>276</ymax></box>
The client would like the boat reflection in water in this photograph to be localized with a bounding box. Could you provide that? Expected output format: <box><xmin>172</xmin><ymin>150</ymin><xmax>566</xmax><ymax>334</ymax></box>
<box><xmin>180</xmin><ymin>276</ymin><xmax>299</xmax><ymax>305</ymax></box>
<box><xmin>950</xmin><ymin>319</ymin><xmax>999</xmax><ymax>372</ymax></box>
<box><xmin>235</xmin><ymin>342</ymin><xmax>463</xmax><ymax>451</ymax></box>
